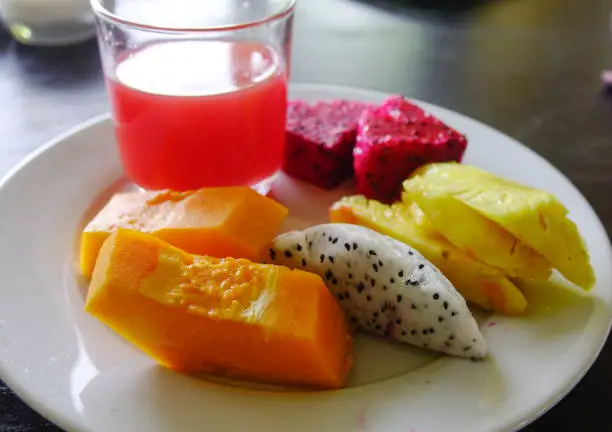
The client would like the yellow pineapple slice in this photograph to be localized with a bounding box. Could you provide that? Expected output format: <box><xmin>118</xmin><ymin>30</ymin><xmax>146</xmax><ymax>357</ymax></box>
<box><xmin>329</xmin><ymin>195</ymin><xmax>527</xmax><ymax>315</ymax></box>
<box><xmin>403</xmin><ymin>177</ymin><xmax>552</xmax><ymax>280</ymax></box>
<box><xmin>405</xmin><ymin>163</ymin><xmax>595</xmax><ymax>290</ymax></box>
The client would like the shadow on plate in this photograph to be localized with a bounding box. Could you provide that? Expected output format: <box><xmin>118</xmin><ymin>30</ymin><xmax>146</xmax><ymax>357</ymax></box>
<box><xmin>511</xmin><ymin>277</ymin><xmax>598</xmax><ymax>345</ymax></box>
<box><xmin>516</xmin><ymin>277</ymin><xmax>595</xmax><ymax>319</ymax></box>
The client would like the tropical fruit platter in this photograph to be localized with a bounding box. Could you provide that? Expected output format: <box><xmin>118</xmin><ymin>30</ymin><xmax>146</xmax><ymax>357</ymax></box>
<box><xmin>80</xmin><ymin>94</ymin><xmax>595</xmax><ymax>390</ymax></box>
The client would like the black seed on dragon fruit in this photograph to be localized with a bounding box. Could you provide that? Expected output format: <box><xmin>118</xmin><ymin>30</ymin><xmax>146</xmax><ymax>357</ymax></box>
<box><xmin>284</xmin><ymin>99</ymin><xmax>374</xmax><ymax>189</ymax></box>
<box><xmin>353</xmin><ymin>95</ymin><xmax>468</xmax><ymax>203</ymax></box>
<box><xmin>357</xmin><ymin>282</ymin><xmax>365</xmax><ymax>293</ymax></box>
<box><xmin>266</xmin><ymin>223</ymin><xmax>487</xmax><ymax>359</ymax></box>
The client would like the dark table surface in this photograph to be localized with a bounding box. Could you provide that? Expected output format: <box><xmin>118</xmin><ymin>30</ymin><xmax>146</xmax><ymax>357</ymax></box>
<box><xmin>1</xmin><ymin>0</ymin><xmax>611</xmax><ymax>430</ymax></box>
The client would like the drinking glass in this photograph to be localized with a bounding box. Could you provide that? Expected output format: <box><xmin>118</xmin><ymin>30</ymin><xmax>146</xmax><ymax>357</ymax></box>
<box><xmin>90</xmin><ymin>0</ymin><xmax>295</xmax><ymax>191</ymax></box>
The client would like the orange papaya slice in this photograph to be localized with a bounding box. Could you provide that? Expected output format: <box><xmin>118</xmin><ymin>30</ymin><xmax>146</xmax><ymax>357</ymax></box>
<box><xmin>85</xmin><ymin>229</ymin><xmax>352</xmax><ymax>389</ymax></box>
<box><xmin>80</xmin><ymin>187</ymin><xmax>288</xmax><ymax>278</ymax></box>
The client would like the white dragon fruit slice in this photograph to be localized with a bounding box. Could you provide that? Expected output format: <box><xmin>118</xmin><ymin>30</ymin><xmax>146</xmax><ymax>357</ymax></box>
<box><xmin>267</xmin><ymin>223</ymin><xmax>486</xmax><ymax>359</ymax></box>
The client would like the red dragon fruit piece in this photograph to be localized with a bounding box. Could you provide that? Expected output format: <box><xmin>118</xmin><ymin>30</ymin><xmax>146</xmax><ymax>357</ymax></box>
<box><xmin>354</xmin><ymin>95</ymin><xmax>468</xmax><ymax>203</ymax></box>
<box><xmin>284</xmin><ymin>99</ymin><xmax>373</xmax><ymax>189</ymax></box>
<box><xmin>379</xmin><ymin>95</ymin><xmax>430</xmax><ymax>122</ymax></box>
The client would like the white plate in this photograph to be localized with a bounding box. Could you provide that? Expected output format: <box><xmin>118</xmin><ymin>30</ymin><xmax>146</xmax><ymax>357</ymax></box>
<box><xmin>0</xmin><ymin>84</ymin><xmax>610</xmax><ymax>432</ymax></box>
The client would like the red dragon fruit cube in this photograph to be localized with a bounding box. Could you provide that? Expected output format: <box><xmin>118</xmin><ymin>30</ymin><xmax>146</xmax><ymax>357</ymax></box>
<box><xmin>354</xmin><ymin>95</ymin><xmax>468</xmax><ymax>203</ymax></box>
<box><xmin>284</xmin><ymin>99</ymin><xmax>373</xmax><ymax>189</ymax></box>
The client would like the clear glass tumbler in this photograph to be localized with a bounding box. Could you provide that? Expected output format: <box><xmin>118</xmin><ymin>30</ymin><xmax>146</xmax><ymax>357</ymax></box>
<box><xmin>90</xmin><ymin>0</ymin><xmax>295</xmax><ymax>191</ymax></box>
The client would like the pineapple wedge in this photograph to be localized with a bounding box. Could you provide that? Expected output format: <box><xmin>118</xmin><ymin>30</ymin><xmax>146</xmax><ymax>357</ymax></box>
<box><xmin>404</xmin><ymin>177</ymin><xmax>552</xmax><ymax>280</ymax></box>
<box><xmin>404</xmin><ymin>163</ymin><xmax>595</xmax><ymax>290</ymax></box>
<box><xmin>330</xmin><ymin>195</ymin><xmax>528</xmax><ymax>315</ymax></box>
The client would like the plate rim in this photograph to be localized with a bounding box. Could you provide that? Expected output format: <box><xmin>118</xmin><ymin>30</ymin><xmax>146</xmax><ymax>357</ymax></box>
<box><xmin>0</xmin><ymin>83</ymin><xmax>610</xmax><ymax>432</ymax></box>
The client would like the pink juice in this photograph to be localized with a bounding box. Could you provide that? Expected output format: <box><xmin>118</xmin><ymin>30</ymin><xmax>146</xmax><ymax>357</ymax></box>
<box><xmin>107</xmin><ymin>40</ymin><xmax>288</xmax><ymax>191</ymax></box>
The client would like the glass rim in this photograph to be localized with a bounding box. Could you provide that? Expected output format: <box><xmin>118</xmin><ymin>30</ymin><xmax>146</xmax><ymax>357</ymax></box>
<box><xmin>90</xmin><ymin>0</ymin><xmax>296</xmax><ymax>33</ymax></box>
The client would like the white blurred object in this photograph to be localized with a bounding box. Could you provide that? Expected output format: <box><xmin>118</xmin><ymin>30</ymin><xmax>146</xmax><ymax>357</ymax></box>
<box><xmin>0</xmin><ymin>0</ymin><xmax>95</xmax><ymax>45</ymax></box>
